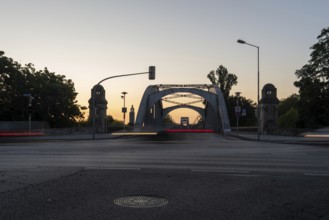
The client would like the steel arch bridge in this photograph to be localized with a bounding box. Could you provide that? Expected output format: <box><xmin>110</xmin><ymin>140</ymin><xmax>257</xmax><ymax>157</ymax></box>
<box><xmin>134</xmin><ymin>84</ymin><xmax>231</xmax><ymax>133</ymax></box>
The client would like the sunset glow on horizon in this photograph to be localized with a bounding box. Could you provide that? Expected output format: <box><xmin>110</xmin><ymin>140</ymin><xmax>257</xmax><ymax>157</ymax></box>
<box><xmin>2</xmin><ymin>0</ymin><xmax>328</xmax><ymax>122</ymax></box>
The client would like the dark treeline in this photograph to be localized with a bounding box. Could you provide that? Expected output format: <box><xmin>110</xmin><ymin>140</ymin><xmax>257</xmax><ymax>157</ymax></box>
<box><xmin>0</xmin><ymin>51</ymin><xmax>83</xmax><ymax>128</ymax></box>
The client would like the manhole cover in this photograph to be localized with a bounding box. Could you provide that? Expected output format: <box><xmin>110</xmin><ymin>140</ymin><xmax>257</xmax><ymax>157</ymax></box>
<box><xmin>114</xmin><ymin>196</ymin><xmax>168</xmax><ymax>208</ymax></box>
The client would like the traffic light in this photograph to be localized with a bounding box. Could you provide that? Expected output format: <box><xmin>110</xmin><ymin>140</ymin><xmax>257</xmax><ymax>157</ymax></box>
<box><xmin>149</xmin><ymin>66</ymin><xmax>155</xmax><ymax>80</ymax></box>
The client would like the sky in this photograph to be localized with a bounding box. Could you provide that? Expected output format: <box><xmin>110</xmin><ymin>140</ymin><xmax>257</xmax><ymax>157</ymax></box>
<box><xmin>1</xmin><ymin>0</ymin><xmax>328</xmax><ymax>123</ymax></box>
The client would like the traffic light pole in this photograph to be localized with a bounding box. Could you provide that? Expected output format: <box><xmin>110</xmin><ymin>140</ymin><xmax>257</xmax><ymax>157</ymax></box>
<box><xmin>23</xmin><ymin>93</ymin><xmax>34</xmax><ymax>137</ymax></box>
<box><xmin>92</xmin><ymin>66</ymin><xmax>155</xmax><ymax>139</ymax></box>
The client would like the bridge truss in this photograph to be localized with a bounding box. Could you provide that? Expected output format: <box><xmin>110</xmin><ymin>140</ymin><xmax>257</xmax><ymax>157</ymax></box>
<box><xmin>134</xmin><ymin>84</ymin><xmax>231</xmax><ymax>133</ymax></box>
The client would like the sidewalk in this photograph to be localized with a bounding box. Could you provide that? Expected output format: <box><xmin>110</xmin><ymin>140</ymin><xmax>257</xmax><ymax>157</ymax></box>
<box><xmin>0</xmin><ymin>133</ymin><xmax>118</xmax><ymax>143</ymax></box>
<box><xmin>227</xmin><ymin>131</ymin><xmax>329</xmax><ymax>146</ymax></box>
<box><xmin>0</xmin><ymin>131</ymin><xmax>160</xmax><ymax>143</ymax></box>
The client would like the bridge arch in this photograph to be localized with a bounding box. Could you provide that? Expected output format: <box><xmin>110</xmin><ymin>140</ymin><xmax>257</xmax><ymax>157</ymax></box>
<box><xmin>163</xmin><ymin>105</ymin><xmax>205</xmax><ymax>119</ymax></box>
<box><xmin>134</xmin><ymin>85</ymin><xmax>230</xmax><ymax>133</ymax></box>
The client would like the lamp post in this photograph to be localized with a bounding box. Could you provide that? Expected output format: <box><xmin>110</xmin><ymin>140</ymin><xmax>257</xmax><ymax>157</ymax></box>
<box><xmin>121</xmin><ymin>92</ymin><xmax>127</xmax><ymax>131</ymax></box>
<box><xmin>235</xmin><ymin>92</ymin><xmax>241</xmax><ymax>137</ymax></box>
<box><xmin>92</xmin><ymin>66</ymin><xmax>155</xmax><ymax>139</ymax></box>
<box><xmin>237</xmin><ymin>39</ymin><xmax>260</xmax><ymax>141</ymax></box>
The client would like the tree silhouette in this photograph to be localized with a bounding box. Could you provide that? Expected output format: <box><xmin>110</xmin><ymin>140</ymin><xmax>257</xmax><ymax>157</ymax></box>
<box><xmin>207</xmin><ymin>65</ymin><xmax>238</xmax><ymax>100</ymax></box>
<box><xmin>0</xmin><ymin>51</ymin><xmax>83</xmax><ymax>127</ymax></box>
<box><xmin>294</xmin><ymin>27</ymin><xmax>329</xmax><ymax>128</ymax></box>
<box><xmin>207</xmin><ymin>65</ymin><xmax>256</xmax><ymax>126</ymax></box>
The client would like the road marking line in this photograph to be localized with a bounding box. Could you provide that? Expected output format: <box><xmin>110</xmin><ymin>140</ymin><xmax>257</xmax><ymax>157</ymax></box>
<box><xmin>111</xmin><ymin>132</ymin><xmax>158</xmax><ymax>136</ymax></box>
<box><xmin>191</xmin><ymin>169</ymin><xmax>250</xmax><ymax>174</ymax></box>
<box><xmin>304</xmin><ymin>173</ymin><xmax>329</xmax><ymax>177</ymax></box>
<box><xmin>227</xmin><ymin>173</ymin><xmax>260</xmax><ymax>177</ymax></box>
<box><xmin>304</xmin><ymin>134</ymin><xmax>329</xmax><ymax>138</ymax></box>
<box><xmin>85</xmin><ymin>166</ymin><xmax>141</xmax><ymax>171</ymax></box>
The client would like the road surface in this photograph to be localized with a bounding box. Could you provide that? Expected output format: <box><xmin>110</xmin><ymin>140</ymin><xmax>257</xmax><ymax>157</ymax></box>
<box><xmin>1</xmin><ymin>133</ymin><xmax>329</xmax><ymax>219</ymax></box>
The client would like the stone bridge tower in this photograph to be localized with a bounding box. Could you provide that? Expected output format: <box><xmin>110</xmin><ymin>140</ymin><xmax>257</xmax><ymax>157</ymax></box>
<box><xmin>89</xmin><ymin>85</ymin><xmax>108</xmax><ymax>133</ymax></box>
<box><xmin>260</xmin><ymin>83</ymin><xmax>279</xmax><ymax>134</ymax></box>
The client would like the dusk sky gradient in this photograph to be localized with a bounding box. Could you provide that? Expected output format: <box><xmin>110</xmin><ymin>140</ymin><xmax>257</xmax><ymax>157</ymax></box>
<box><xmin>1</xmin><ymin>0</ymin><xmax>328</xmax><ymax>122</ymax></box>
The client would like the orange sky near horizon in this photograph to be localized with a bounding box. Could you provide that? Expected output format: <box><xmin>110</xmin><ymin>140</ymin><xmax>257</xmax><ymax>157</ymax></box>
<box><xmin>2</xmin><ymin>0</ymin><xmax>328</xmax><ymax>123</ymax></box>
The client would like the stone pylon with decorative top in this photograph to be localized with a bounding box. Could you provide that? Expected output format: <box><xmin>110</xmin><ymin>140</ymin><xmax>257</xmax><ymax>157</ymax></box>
<box><xmin>88</xmin><ymin>85</ymin><xmax>108</xmax><ymax>133</ymax></box>
<box><xmin>259</xmin><ymin>84</ymin><xmax>279</xmax><ymax>134</ymax></box>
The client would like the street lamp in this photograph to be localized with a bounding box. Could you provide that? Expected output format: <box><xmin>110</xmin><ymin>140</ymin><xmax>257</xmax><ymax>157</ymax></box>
<box><xmin>235</xmin><ymin>92</ymin><xmax>241</xmax><ymax>137</ymax></box>
<box><xmin>237</xmin><ymin>39</ymin><xmax>260</xmax><ymax>141</ymax></box>
<box><xmin>92</xmin><ymin>66</ymin><xmax>156</xmax><ymax>139</ymax></box>
<box><xmin>121</xmin><ymin>92</ymin><xmax>127</xmax><ymax>131</ymax></box>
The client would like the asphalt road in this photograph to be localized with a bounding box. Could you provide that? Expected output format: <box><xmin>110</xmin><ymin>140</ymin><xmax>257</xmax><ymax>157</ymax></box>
<box><xmin>1</xmin><ymin>133</ymin><xmax>329</xmax><ymax>219</ymax></box>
